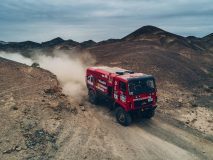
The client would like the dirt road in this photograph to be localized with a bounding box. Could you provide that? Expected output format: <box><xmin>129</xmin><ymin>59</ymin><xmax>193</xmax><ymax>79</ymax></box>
<box><xmin>55</xmin><ymin>102</ymin><xmax>213</xmax><ymax>160</ymax></box>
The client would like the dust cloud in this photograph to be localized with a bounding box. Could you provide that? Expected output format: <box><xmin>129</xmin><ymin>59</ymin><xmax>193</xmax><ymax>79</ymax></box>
<box><xmin>0</xmin><ymin>51</ymin><xmax>95</xmax><ymax>102</ymax></box>
<box><xmin>0</xmin><ymin>51</ymin><xmax>33</xmax><ymax>65</ymax></box>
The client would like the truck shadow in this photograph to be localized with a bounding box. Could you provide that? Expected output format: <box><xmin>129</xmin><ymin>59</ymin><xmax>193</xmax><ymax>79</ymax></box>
<box><xmin>94</xmin><ymin>98</ymin><xmax>155</xmax><ymax>123</ymax></box>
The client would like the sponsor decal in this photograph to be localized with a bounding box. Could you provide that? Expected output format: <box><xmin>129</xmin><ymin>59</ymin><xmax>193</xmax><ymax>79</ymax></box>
<box><xmin>120</xmin><ymin>95</ymin><xmax>126</xmax><ymax>103</ymax></box>
<box><xmin>133</xmin><ymin>96</ymin><xmax>153</xmax><ymax>102</ymax></box>
<box><xmin>87</xmin><ymin>75</ymin><xmax>94</xmax><ymax>85</ymax></box>
<box><xmin>98</xmin><ymin>79</ymin><xmax>106</xmax><ymax>85</ymax></box>
<box><xmin>108</xmin><ymin>77</ymin><xmax>113</xmax><ymax>84</ymax></box>
<box><xmin>101</xmin><ymin>74</ymin><xmax>107</xmax><ymax>78</ymax></box>
<box><xmin>96</xmin><ymin>85</ymin><xmax>105</xmax><ymax>92</ymax></box>
<box><xmin>97</xmin><ymin>83</ymin><xmax>107</xmax><ymax>90</ymax></box>
<box><xmin>114</xmin><ymin>93</ymin><xmax>118</xmax><ymax>99</ymax></box>
<box><xmin>96</xmin><ymin>81</ymin><xmax>107</xmax><ymax>92</ymax></box>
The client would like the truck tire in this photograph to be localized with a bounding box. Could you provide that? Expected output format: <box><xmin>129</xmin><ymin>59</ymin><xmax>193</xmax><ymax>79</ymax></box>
<box><xmin>115</xmin><ymin>107</ymin><xmax>132</xmax><ymax>126</ymax></box>
<box><xmin>88</xmin><ymin>89</ymin><xmax>98</xmax><ymax>105</ymax></box>
<box><xmin>143</xmin><ymin>109</ymin><xmax>155</xmax><ymax>119</ymax></box>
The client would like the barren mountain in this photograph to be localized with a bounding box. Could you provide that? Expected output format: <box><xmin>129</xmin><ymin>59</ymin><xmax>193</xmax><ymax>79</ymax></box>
<box><xmin>1</xmin><ymin>25</ymin><xmax>212</xmax><ymax>53</ymax></box>
<box><xmin>80</xmin><ymin>40</ymin><xmax>96</xmax><ymax>48</ymax></box>
<box><xmin>0</xmin><ymin>38</ymin><xmax>80</xmax><ymax>55</ymax></box>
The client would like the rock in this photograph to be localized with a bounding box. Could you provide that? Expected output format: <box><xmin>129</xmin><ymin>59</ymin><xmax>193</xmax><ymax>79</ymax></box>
<box><xmin>203</xmin><ymin>85</ymin><xmax>212</xmax><ymax>93</ymax></box>
<box><xmin>185</xmin><ymin>120</ymin><xmax>190</xmax><ymax>124</ymax></box>
<box><xmin>71</xmin><ymin>107</ymin><xmax>78</xmax><ymax>115</ymax></box>
<box><xmin>190</xmin><ymin>101</ymin><xmax>198</xmax><ymax>107</ymax></box>
<box><xmin>3</xmin><ymin>150</ymin><xmax>11</xmax><ymax>154</ymax></box>
<box><xmin>12</xmin><ymin>105</ymin><xmax>18</xmax><ymax>110</ymax></box>
<box><xmin>79</xmin><ymin>103</ymin><xmax>84</xmax><ymax>106</ymax></box>
<box><xmin>50</xmin><ymin>101</ymin><xmax>60</xmax><ymax>109</ymax></box>
<box><xmin>207</xmin><ymin>119</ymin><xmax>213</xmax><ymax>123</ymax></box>
<box><xmin>31</xmin><ymin>62</ymin><xmax>40</xmax><ymax>68</ymax></box>
<box><xmin>176</xmin><ymin>102</ymin><xmax>182</xmax><ymax>107</ymax></box>
<box><xmin>15</xmin><ymin>146</ymin><xmax>22</xmax><ymax>151</ymax></box>
<box><xmin>192</xmin><ymin>94</ymin><xmax>197</xmax><ymax>97</ymax></box>
<box><xmin>53</xmin><ymin>101</ymin><xmax>64</xmax><ymax>112</ymax></box>
<box><xmin>12</xmin><ymin>146</ymin><xmax>16</xmax><ymax>150</ymax></box>
<box><xmin>2</xmin><ymin>145</ymin><xmax>20</xmax><ymax>154</ymax></box>
<box><xmin>60</xmin><ymin>93</ymin><xmax>66</xmax><ymax>97</ymax></box>
<box><xmin>54</xmin><ymin>116</ymin><xmax>61</xmax><ymax>120</ymax></box>
<box><xmin>178</xmin><ymin>98</ymin><xmax>183</xmax><ymax>103</ymax></box>
<box><xmin>164</xmin><ymin>98</ymin><xmax>169</xmax><ymax>103</ymax></box>
<box><xmin>44</xmin><ymin>86</ymin><xmax>61</xmax><ymax>95</ymax></box>
<box><xmin>80</xmin><ymin>106</ymin><xmax>86</xmax><ymax>111</ymax></box>
<box><xmin>191</xmin><ymin>118</ymin><xmax>197</xmax><ymax>123</ymax></box>
<box><xmin>20</xmin><ymin>120</ymin><xmax>37</xmax><ymax>131</ymax></box>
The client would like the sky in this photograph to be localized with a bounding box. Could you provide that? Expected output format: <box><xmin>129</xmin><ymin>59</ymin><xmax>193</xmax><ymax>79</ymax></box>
<box><xmin>0</xmin><ymin>0</ymin><xmax>212</xmax><ymax>42</ymax></box>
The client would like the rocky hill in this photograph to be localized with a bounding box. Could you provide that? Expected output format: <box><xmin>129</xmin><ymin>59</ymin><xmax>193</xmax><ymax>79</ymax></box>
<box><xmin>1</xmin><ymin>25</ymin><xmax>212</xmax><ymax>53</ymax></box>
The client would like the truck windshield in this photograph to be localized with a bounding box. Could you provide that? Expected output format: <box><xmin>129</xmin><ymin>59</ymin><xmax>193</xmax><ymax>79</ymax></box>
<box><xmin>128</xmin><ymin>78</ymin><xmax>155</xmax><ymax>95</ymax></box>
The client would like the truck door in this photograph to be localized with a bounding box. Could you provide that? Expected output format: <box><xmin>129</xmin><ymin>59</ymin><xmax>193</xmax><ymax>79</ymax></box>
<box><xmin>118</xmin><ymin>81</ymin><xmax>127</xmax><ymax>105</ymax></box>
<box><xmin>114</xmin><ymin>80</ymin><xmax>127</xmax><ymax>108</ymax></box>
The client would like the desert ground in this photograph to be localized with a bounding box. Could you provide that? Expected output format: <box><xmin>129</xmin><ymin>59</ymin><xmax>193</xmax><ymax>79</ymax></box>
<box><xmin>0</xmin><ymin>26</ymin><xmax>213</xmax><ymax>160</ymax></box>
<box><xmin>0</xmin><ymin>56</ymin><xmax>213</xmax><ymax>160</ymax></box>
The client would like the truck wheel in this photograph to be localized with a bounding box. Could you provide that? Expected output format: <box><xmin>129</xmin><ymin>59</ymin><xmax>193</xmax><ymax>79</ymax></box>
<box><xmin>115</xmin><ymin>107</ymin><xmax>132</xmax><ymax>126</ymax></box>
<box><xmin>88</xmin><ymin>90</ymin><xmax>98</xmax><ymax>104</ymax></box>
<box><xmin>144</xmin><ymin>110</ymin><xmax>155</xmax><ymax>119</ymax></box>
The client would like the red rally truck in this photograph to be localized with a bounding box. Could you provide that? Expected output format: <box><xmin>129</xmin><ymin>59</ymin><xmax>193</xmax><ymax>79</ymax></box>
<box><xmin>86</xmin><ymin>66</ymin><xmax>157</xmax><ymax>126</ymax></box>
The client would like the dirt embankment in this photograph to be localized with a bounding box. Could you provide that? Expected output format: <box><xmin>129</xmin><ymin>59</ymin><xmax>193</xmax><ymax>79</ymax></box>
<box><xmin>0</xmin><ymin>57</ymin><xmax>76</xmax><ymax>159</ymax></box>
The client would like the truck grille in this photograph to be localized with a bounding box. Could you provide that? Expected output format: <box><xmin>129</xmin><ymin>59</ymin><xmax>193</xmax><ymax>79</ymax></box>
<box><xmin>134</xmin><ymin>99</ymin><xmax>152</xmax><ymax>108</ymax></box>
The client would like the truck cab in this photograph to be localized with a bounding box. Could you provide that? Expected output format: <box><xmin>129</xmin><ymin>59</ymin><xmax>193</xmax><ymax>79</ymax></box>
<box><xmin>86</xmin><ymin>67</ymin><xmax>157</xmax><ymax>126</ymax></box>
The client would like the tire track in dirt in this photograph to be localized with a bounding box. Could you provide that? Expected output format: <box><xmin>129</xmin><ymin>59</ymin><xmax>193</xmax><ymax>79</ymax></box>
<box><xmin>137</xmin><ymin>118</ymin><xmax>212</xmax><ymax>159</ymax></box>
<box><xmin>54</xmin><ymin>101</ymin><xmax>213</xmax><ymax>160</ymax></box>
<box><xmin>91</xmin><ymin>106</ymin><xmax>198</xmax><ymax>160</ymax></box>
